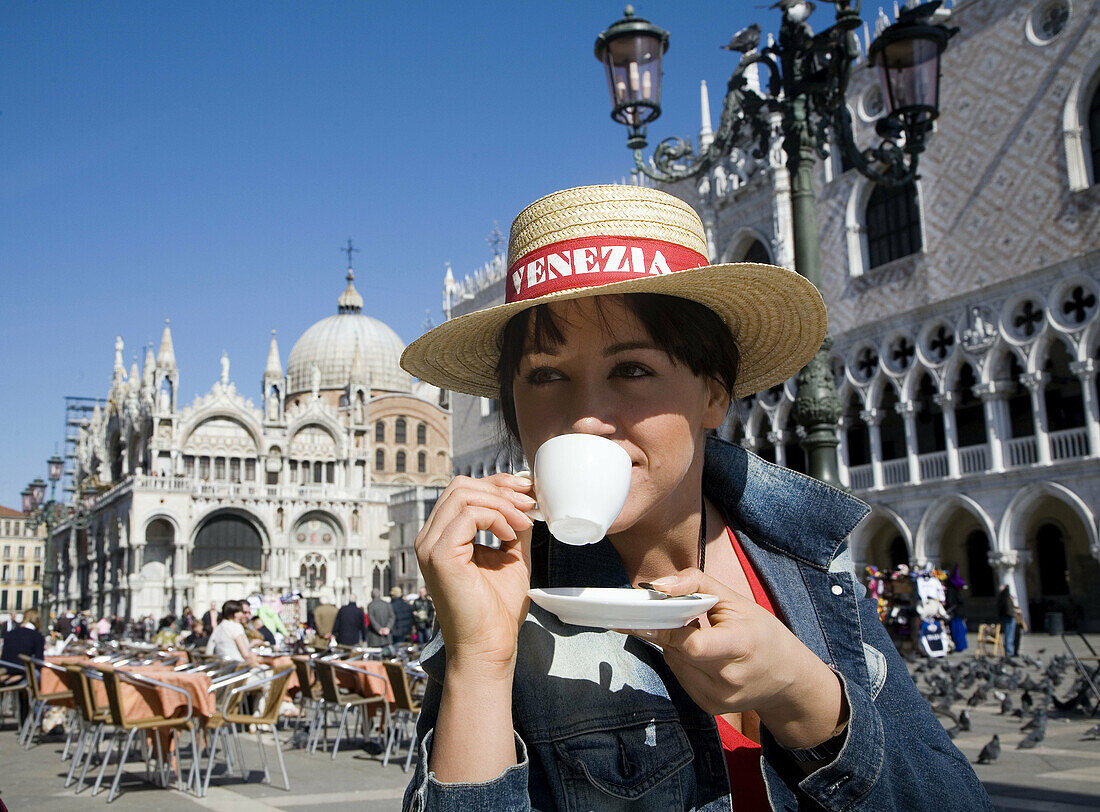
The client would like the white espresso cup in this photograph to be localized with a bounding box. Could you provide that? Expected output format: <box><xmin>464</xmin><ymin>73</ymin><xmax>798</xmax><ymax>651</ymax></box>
<box><xmin>524</xmin><ymin>434</ymin><xmax>632</xmax><ymax>545</ymax></box>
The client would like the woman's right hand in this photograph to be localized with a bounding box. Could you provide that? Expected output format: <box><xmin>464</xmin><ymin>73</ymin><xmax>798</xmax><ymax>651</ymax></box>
<box><xmin>414</xmin><ymin>473</ymin><xmax>535</xmax><ymax>674</ymax></box>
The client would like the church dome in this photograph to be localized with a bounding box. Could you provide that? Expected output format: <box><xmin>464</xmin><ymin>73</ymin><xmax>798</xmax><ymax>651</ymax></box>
<box><xmin>286</xmin><ymin>270</ymin><xmax>412</xmax><ymax>395</ymax></box>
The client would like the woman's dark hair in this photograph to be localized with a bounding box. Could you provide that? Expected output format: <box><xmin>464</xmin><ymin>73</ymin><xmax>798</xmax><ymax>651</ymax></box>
<box><xmin>495</xmin><ymin>293</ymin><xmax>740</xmax><ymax>446</ymax></box>
<box><xmin>220</xmin><ymin>600</ymin><xmax>244</xmax><ymax>622</ymax></box>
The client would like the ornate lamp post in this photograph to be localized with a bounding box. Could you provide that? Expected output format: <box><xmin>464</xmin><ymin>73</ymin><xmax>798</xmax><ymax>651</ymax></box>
<box><xmin>596</xmin><ymin>1</ymin><xmax>955</xmax><ymax>485</ymax></box>
<box><xmin>22</xmin><ymin>455</ymin><xmax>65</xmax><ymax>614</ymax></box>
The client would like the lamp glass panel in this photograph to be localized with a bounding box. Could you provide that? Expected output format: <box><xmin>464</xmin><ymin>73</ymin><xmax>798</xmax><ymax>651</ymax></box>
<box><xmin>603</xmin><ymin>33</ymin><xmax>663</xmax><ymax>125</ymax></box>
<box><xmin>22</xmin><ymin>492</ymin><xmax>34</xmax><ymax>513</ymax></box>
<box><xmin>48</xmin><ymin>457</ymin><xmax>64</xmax><ymax>482</ymax></box>
<box><xmin>874</xmin><ymin>36</ymin><xmax>940</xmax><ymax>118</ymax></box>
<box><xmin>31</xmin><ymin>483</ymin><xmax>45</xmax><ymax>504</ymax></box>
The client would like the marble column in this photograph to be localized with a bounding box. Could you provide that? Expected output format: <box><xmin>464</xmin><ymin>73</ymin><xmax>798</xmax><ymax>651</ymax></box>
<box><xmin>975</xmin><ymin>382</ymin><xmax>1009</xmax><ymax>472</ymax></box>
<box><xmin>989</xmin><ymin>548</ymin><xmax>1031</xmax><ymax>628</ymax></box>
<box><xmin>837</xmin><ymin>417</ymin><xmax>852</xmax><ymax>489</ymax></box>
<box><xmin>933</xmin><ymin>391</ymin><xmax>960</xmax><ymax>478</ymax></box>
<box><xmin>895</xmin><ymin>400</ymin><xmax>921</xmax><ymax>484</ymax></box>
<box><xmin>860</xmin><ymin>408</ymin><xmax>884</xmax><ymax>490</ymax></box>
<box><xmin>1070</xmin><ymin>360</ymin><xmax>1099</xmax><ymax>454</ymax></box>
<box><xmin>1020</xmin><ymin>371</ymin><xmax>1052</xmax><ymax>464</ymax></box>
<box><xmin>769</xmin><ymin>430</ymin><xmax>786</xmax><ymax>468</ymax></box>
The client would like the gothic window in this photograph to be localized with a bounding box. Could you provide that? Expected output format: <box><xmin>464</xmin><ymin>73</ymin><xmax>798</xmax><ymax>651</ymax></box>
<box><xmin>866</xmin><ymin>182</ymin><xmax>921</xmax><ymax>269</ymax></box>
<box><xmin>395</xmin><ymin>418</ymin><xmax>407</xmax><ymax>444</ymax></box>
<box><xmin>375</xmin><ymin>421</ymin><xmax>385</xmax><ymax>443</ymax></box>
<box><xmin>1010</xmin><ymin>298</ymin><xmax>1044</xmax><ymax>339</ymax></box>
<box><xmin>184</xmin><ymin>456</ymin><xmax>195</xmax><ymax>477</ymax></box>
<box><xmin>878</xmin><ymin>384</ymin><xmax>907</xmax><ymax>461</ymax></box>
<box><xmin>245</xmin><ymin>459</ymin><xmax>256</xmax><ymax>481</ymax></box>
<box><xmin>854</xmin><ymin>345</ymin><xmax>879</xmax><ymax>383</ymax></box>
<box><xmin>844</xmin><ymin>393</ymin><xmax>871</xmax><ymax>467</ymax></box>
<box><xmin>199</xmin><ymin>457</ymin><xmax>210</xmax><ymax>480</ymax></box>
<box><xmin>215</xmin><ymin>458</ymin><xmax>226</xmax><ymax>480</ymax></box>
<box><xmin>230</xmin><ymin>458</ymin><xmax>240</xmax><ymax>482</ymax></box>
<box><xmin>396</xmin><ymin>451</ymin><xmax>407</xmax><ymax>473</ymax></box>
<box><xmin>418</xmin><ymin>451</ymin><xmax>427</xmax><ymax>473</ymax></box>
<box><xmin>914</xmin><ymin>373</ymin><xmax>946</xmax><ymax>454</ymax></box>
<box><xmin>375</xmin><ymin>449</ymin><xmax>385</xmax><ymax>471</ymax></box>
<box><xmin>417</xmin><ymin>423</ymin><xmax>427</xmax><ymax>445</ymax></box>
<box><xmin>1043</xmin><ymin>339</ymin><xmax>1086</xmax><ymax>430</ymax></box>
<box><xmin>313</xmin><ymin>463</ymin><xmax>324</xmax><ymax>484</ymax></box>
<box><xmin>326</xmin><ymin>462</ymin><xmax>335</xmax><ymax>483</ymax></box>
<box><xmin>996</xmin><ymin>353</ymin><xmax>1035</xmax><ymax>438</ymax></box>
<box><xmin>1060</xmin><ymin>285</ymin><xmax>1097</xmax><ymax>325</ymax></box>
<box><xmin>888</xmin><ymin>335</ymin><xmax>915</xmax><ymax>374</ymax></box>
<box><xmin>954</xmin><ymin>363</ymin><xmax>987</xmax><ymax>448</ymax></box>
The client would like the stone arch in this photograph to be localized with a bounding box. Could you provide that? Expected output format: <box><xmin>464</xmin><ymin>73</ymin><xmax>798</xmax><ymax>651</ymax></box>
<box><xmin>180</xmin><ymin>412</ymin><xmax>263</xmax><ymax>454</ymax></box>
<box><xmin>191</xmin><ymin>508</ymin><xmax>267</xmax><ymax>572</ymax></box>
<box><xmin>1063</xmin><ymin>47</ymin><xmax>1100</xmax><ymax>191</ymax></box>
<box><xmin>850</xmin><ymin>505</ymin><xmax>913</xmax><ymax>572</ymax></box>
<box><xmin>719</xmin><ymin>227</ymin><xmax>774</xmax><ymax>264</ymax></box>
<box><xmin>844</xmin><ymin>173</ymin><xmax>875</xmax><ymax>278</ymax></box>
<box><xmin>1001</xmin><ymin>482</ymin><xmax>1100</xmax><ymax>630</ymax></box>
<box><xmin>915</xmin><ymin>494</ymin><xmax>998</xmax><ymax>565</ymax></box>
<box><xmin>289</xmin><ymin>509</ymin><xmax>344</xmax><ymax>547</ymax></box>
<box><xmin>143</xmin><ymin>516</ymin><xmax>176</xmax><ymax>567</ymax></box>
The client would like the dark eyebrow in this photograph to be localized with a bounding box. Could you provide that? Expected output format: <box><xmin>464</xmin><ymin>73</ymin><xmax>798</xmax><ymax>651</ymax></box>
<box><xmin>603</xmin><ymin>341</ymin><xmax>659</xmax><ymax>356</ymax></box>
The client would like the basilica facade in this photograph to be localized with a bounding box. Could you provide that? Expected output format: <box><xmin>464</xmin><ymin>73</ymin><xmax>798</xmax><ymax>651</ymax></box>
<box><xmin>445</xmin><ymin>0</ymin><xmax>1100</xmax><ymax>629</ymax></box>
<box><xmin>51</xmin><ymin>268</ymin><xmax>450</xmax><ymax>620</ymax></box>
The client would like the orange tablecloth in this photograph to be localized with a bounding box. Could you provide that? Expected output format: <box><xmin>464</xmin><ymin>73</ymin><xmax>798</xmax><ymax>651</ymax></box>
<box><xmin>257</xmin><ymin>654</ymin><xmax>298</xmax><ymax>693</ymax></box>
<box><xmin>41</xmin><ymin>655</ymin><xmax>90</xmax><ymax>698</ymax></box>
<box><xmin>336</xmin><ymin>660</ymin><xmax>394</xmax><ymax>703</ymax></box>
<box><xmin>88</xmin><ymin>665</ymin><xmax>215</xmax><ymax>723</ymax></box>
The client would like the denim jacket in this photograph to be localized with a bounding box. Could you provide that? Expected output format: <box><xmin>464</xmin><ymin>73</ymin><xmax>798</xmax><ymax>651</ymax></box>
<box><xmin>403</xmin><ymin>438</ymin><xmax>992</xmax><ymax>811</ymax></box>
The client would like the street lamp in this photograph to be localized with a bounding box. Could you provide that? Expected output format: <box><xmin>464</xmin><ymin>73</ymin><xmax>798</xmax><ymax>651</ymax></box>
<box><xmin>596</xmin><ymin>1</ymin><xmax>956</xmax><ymax>485</ymax></box>
<box><xmin>23</xmin><ymin>456</ymin><xmax>66</xmax><ymax>615</ymax></box>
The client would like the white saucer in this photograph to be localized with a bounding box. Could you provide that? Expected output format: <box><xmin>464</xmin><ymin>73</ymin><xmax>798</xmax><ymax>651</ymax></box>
<box><xmin>528</xmin><ymin>587</ymin><xmax>719</xmax><ymax>630</ymax></box>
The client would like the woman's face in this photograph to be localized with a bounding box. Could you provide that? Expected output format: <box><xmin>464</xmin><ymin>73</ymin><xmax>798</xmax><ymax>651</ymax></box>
<box><xmin>512</xmin><ymin>297</ymin><xmax>729</xmax><ymax>535</ymax></box>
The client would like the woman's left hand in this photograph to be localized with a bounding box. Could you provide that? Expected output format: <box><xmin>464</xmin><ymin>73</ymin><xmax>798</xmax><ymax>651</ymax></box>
<box><xmin>618</xmin><ymin>567</ymin><xmax>848</xmax><ymax>751</ymax></box>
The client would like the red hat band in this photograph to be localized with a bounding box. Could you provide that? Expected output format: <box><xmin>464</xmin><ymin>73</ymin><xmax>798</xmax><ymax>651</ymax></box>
<box><xmin>506</xmin><ymin>235</ymin><xmax>709</xmax><ymax>304</ymax></box>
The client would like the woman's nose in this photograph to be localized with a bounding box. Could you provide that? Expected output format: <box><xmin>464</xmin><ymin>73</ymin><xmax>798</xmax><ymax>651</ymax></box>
<box><xmin>567</xmin><ymin>384</ymin><xmax>616</xmax><ymax>436</ymax></box>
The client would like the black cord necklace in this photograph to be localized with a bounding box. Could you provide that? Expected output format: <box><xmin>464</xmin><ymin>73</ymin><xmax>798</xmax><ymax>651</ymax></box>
<box><xmin>698</xmin><ymin>493</ymin><xmax>707</xmax><ymax>573</ymax></box>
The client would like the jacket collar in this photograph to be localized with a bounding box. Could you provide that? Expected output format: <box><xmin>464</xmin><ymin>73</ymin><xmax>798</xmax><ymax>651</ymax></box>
<box><xmin>545</xmin><ymin>436</ymin><xmax>868</xmax><ymax>586</ymax></box>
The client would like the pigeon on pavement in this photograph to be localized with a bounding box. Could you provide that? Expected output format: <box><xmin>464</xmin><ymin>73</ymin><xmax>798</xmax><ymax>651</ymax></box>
<box><xmin>977</xmin><ymin>735</ymin><xmax>1001</xmax><ymax>764</ymax></box>
<box><xmin>1018</xmin><ymin>726</ymin><xmax>1046</xmax><ymax>749</ymax></box>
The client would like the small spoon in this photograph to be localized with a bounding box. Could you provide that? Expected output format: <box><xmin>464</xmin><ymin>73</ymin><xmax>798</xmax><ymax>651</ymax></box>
<box><xmin>636</xmin><ymin>583</ymin><xmax>702</xmax><ymax>600</ymax></box>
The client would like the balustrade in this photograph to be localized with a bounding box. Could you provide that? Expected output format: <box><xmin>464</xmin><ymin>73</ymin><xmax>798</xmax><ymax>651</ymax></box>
<box><xmin>1049</xmin><ymin>427</ymin><xmax>1090</xmax><ymax>460</ymax></box>
<box><xmin>882</xmin><ymin>458</ymin><xmax>910</xmax><ymax>486</ymax></box>
<box><xmin>918</xmin><ymin>451</ymin><xmax>949</xmax><ymax>480</ymax></box>
<box><xmin>1005</xmin><ymin>436</ymin><xmax>1039</xmax><ymax>467</ymax></box>
<box><xmin>849</xmin><ymin>464</ymin><xmax>874</xmax><ymax>491</ymax></box>
<box><xmin>958</xmin><ymin>444</ymin><xmax>989</xmax><ymax>475</ymax></box>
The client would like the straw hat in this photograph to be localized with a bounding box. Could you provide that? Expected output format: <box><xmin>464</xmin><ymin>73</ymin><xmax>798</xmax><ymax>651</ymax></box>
<box><xmin>401</xmin><ymin>184</ymin><xmax>826</xmax><ymax>399</ymax></box>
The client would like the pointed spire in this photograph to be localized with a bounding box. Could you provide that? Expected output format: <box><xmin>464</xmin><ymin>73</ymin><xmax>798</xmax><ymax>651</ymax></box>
<box><xmin>265</xmin><ymin>330</ymin><xmax>282</xmax><ymax>378</ymax></box>
<box><xmin>349</xmin><ymin>337</ymin><xmax>366</xmax><ymax>385</ymax></box>
<box><xmin>699</xmin><ymin>80</ymin><xmax>714</xmax><ymax>150</ymax></box>
<box><xmin>157</xmin><ymin>319</ymin><xmax>177</xmax><ymax>369</ymax></box>
<box><xmin>114</xmin><ymin>336</ymin><xmax>125</xmax><ymax>375</ymax></box>
<box><xmin>142</xmin><ymin>344</ymin><xmax>156</xmax><ymax>389</ymax></box>
<box><xmin>337</xmin><ymin>268</ymin><xmax>364</xmax><ymax>314</ymax></box>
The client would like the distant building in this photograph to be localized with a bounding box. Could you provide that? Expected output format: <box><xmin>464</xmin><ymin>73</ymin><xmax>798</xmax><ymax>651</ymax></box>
<box><xmin>440</xmin><ymin>0</ymin><xmax>1100</xmax><ymax>629</ymax></box>
<box><xmin>51</xmin><ymin>266</ymin><xmax>450</xmax><ymax>619</ymax></box>
<box><xmin>0</xmin><ymin>506</ymin><xmax>44</xmax><ymax>614</ymax></box>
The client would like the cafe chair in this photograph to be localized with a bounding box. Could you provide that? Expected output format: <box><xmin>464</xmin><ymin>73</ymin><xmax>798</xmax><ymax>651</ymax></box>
<box><xmin>311</xmin><ymin>658</ymin><xmax>390</xmax><ymax>759</ymax></box>
<box><xmin>62</xmin><ymin>665</ymin><xmax>114</xmax><ymax>792</ymax></box>
<box><xmin>382</xmin><ymin>660</ymin><xmax>424</xmax><ymax>772</ymax></box>
<box><xmin>0</xmin><ymin>658</ymin><xmax>28</xmax><ymax>730</ymax></box>
<box><xmin>17</xmin><ymin>655</ymin><xmax>74</xmax><ymax>750</ymax></box>
<box><xmin>93</xmin><ymin>664</ymin><xmax>200</xmax><ymax>802</ymax></box>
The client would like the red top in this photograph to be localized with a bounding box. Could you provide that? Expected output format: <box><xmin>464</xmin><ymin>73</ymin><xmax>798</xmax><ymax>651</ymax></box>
<box><xmin>714</xmin><ymin>526</ymin><xmax>776</xmax><ymax>812</ymax></box>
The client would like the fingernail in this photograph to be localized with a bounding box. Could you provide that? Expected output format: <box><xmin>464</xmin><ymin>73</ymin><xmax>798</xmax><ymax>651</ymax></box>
<box><xmin>648</xmin><ymin>576</ymin><xmax>677</xmax><ymax>587</ymax></box>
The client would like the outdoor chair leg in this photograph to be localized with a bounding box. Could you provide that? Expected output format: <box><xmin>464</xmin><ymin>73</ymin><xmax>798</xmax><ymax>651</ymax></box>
<box><xmin>270</xmin><ymin>723</ymin><xmax>290</xmax><ymax>791</ymax></box>
<box><xmin>65</xmin><ymin>723</ymin><xmax>87</xmax><ymax>787</ymax></box>
<box><xmin>107</xmin><ymin>727</ymin><xmax>139</xmax><ymax>803</ymax></box>
<box><xmin>231</xmin><ymin>723</ymin><xmax>247</xmax><ymax>779</ymax></box>
<box><xmin>62</xmin><ymin>712</ymin><xmax>77</xmax><ymax>760</ymax></box>
<box><xmin>92</xmin><ymin>729</ymin><xmax>119</xmax><ymax>797</ymax></box>
<box><xmin>202</xmin><ymin>727</ymin><xmax>223</xmax><ymax>797</ymax></box>
<box><xmin>77</xmin><ymin>725</ymin><xmax>105</xmax><ymax>792</ymax></box>
<box><xmin>256</xmin><ymin>726</ymin><xmax>270</xmax><ymax>783</ymax></box>
<box><xmin>331</xmin><ymin>704</ymin><xmax>350</xmax><ymax>760</ymax></box>
<box><xmin>405</xmin><ymin>728</ymin><xmax>418</xmax><ymax>773</ymax></box>
<box><xmin>383</xmin><ymin>717</ymin><xmax>395</xmax><ymax>767</ymax></box>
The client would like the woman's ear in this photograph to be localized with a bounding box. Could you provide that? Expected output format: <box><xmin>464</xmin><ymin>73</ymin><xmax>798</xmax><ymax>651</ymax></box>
<box><xmin>702</xmin><ymin>377</ymin><xmax>732</xmax><ymax>430</ymax></box>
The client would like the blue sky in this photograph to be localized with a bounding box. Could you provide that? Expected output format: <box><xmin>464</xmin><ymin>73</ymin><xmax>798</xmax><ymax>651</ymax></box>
<box><xmin>0</xmin><ymin>0</ymin><xmax>886</xmax><ymax>504</ymax></box>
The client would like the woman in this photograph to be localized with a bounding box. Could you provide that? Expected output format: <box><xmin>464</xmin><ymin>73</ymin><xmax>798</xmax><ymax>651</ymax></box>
<box><xmin>399</xmin><ymin>185</ymin><xmax>990</xmax><ymax>810</ymax></box>
<box><xmin>205</xmin><ymin>600</ymin><xmax>258</xmax><ymax>666</ymax></box>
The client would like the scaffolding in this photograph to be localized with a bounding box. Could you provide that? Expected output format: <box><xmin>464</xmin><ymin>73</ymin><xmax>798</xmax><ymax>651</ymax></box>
<box><xmin>62</xmin><ymin>396</ymin><xmax>104</xmax><ymax>494</ymax></box>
